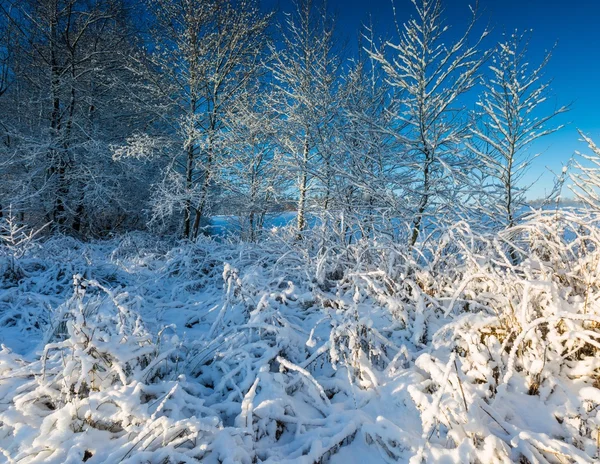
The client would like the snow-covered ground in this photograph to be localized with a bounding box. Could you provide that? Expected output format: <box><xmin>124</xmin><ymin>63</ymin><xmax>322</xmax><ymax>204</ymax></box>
<box><xmin>1</xmin><ymin>211</ymin><xmax>600</xmax><ymax>463</ymax></box>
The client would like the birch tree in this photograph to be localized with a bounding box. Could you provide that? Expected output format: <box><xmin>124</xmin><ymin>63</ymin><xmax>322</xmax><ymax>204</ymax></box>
<box><xmin>121</xmin><ymin>0</ymin><xmax>271</xmax><ymax>239</ymax></box>
<box><xmin>269</xmin><ymin>0</ymin><xmax>341</xmax><ymax>236</ymax></box>
<box><xmin>570</xmin><ymin>132</ymin><xmax>600</xmax><ymax>212</ymax></box>
<box><xmin>369</xmin><ymin>0</ymin><xmax>488</xmax><ymax>245</ymax></box>
<box><xmin>468</xmin><ymin>31</ymin><xmax>568</xmax><ymax>229</ymax></box>
<box><xmin>217</xmin><ymin>82</ymin><xmax>288</xmax><ymax>241</ymax></box>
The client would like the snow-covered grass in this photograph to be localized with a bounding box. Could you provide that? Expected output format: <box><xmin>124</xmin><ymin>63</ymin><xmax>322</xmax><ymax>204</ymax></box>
<box><xmin>1</xmin><ymin>211</ymin><xmax>600</xmax><ymax>463</ymax></box>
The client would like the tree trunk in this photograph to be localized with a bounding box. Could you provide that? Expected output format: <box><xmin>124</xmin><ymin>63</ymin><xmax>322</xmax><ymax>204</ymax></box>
<box><xmin>72</xmin><ymin>192</ymin><xmax>85</xmax><ymax>233</ymax></box>
<box><xmin>249</xmin><ymin>210</ymin><xmax>255</xmax><ymax>242</ymax></box>
<box><xmin>410</xmin><ymin>150</ymin><xmax>432</xmax><ymax>247</ymax></box>
<box><xmin>48</xmin><ymin>1</ymin><xmax>63</xmax><ymax>227</ymax></box>
<box><xmin>505</xmin><ymin>151</ymin><xmax>518</xmax><ymax>264</ymax></box>
<box><xmin>183</xmin><ymin>92</ymin><xmax>197</xmax><ymax>239</ymax></box>
<box><xmin>183</xmin><ymin>142</ymin><xmax>194</xmax><ymax>239</ymax></box>
<box><xmin>296</xmin><ymin>137</ymin><xmax>309</xmax><ymax>238</ymax></box>
<box><xmin>191</xmin><ymin>166</ymin><xmax>211</xmax><ymax>240</ymax></box>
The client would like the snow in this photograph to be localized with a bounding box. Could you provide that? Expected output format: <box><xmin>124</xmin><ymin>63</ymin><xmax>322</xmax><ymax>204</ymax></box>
<box><xmin>1</xmin><ymin>210</ymin><xmax>600</xmax><ymax>463</ymax></box>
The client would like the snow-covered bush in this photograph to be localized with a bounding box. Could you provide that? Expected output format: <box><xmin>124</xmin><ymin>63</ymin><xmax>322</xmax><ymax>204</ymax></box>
<box><xmin>2</xmin><ymin>210</ymin><xmax>600</xmax><ymax>463</ymax></box>
<box><xmin>0</xmin><ymin>209</ymin><xmax>47</xmax><ymax>282</ymax></box>
<box><xmin>0</xmin><ymin>275</ymin><xmax>248</xmax><ymax>463</ymax></box>
<box><xmin>347</xmin><ymin>211</ymin><xmax>600</xmax><ymax>462</ymax></box>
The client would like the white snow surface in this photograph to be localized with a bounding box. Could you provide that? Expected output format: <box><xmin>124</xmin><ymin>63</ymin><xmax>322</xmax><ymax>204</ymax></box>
<box><xmin>1</xmin><ymin>211</ymin><xmax>600</xmax><ymax>463</ymax></box>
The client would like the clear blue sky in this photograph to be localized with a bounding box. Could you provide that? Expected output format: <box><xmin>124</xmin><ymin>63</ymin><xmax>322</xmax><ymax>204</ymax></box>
<box><xmin>267</xmin><ymin>0</ymin><xmax>600</xmax><ymax>199</ymax></box>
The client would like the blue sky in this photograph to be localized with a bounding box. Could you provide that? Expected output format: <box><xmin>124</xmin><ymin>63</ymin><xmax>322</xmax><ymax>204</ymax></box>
<box><xmin>267</xmin><ymin>0</ymin><xmax>600</xmax><ymax>199</ymax></box>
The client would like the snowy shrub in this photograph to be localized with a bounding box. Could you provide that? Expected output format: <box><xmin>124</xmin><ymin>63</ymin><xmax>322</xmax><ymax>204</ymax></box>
<box><xmin>354</xmin><ymin>211</ymin><xmax>600</xmax><ymax>462</ymax></box>
<box><xmin>0</xmin><ymin>210</ymin><xmax>47</xmax><ymax>282</ymax></box>
<box><xmin>2</xmin><ymin>210</ymin><xmax>600</xmax><ymax>463</ymax></box>
<box><xmin>0</xmin><ymin>275</ymin><xmax>249</xmax><ymax>463</ymax></box>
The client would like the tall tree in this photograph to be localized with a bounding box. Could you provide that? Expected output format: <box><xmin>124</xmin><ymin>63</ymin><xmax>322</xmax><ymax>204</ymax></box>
<box><xmin>336</xmin><ymin>41</ymin><xmax>404</xmax><ymax>238</ymax></box>
<box><xmin>0</xmin><ymin>0</ymin><xmax>141</xmax><ymax>234</ymax></box>
<box><xmin>369</xmin><ymin>0</ymin><xmax>488</xmax><ymax>245</ymax></box>
<box><xmin>269</xmin><ymin>0</ymin><xmax>342</xmax><ymax>236</ymax></box>
<box><xmin>468</xmin><ymin>31</ymin><xmax>568</xmax><ymax>229</ymax></box>
<box><xmin>119</xmin><ymin>0</ymin><xmax>271</xmax><ymax>239</ymax></box>
<box><xmin>217</xmin><ymin>81</ymin><xmax>288</xmax><ymax>241</ymax></box>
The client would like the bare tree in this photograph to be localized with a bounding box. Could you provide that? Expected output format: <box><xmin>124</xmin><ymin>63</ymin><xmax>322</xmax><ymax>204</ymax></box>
<box><xmin>268</xmin><ymin>0</ymin><xmax>342</xmax><ymax>237</ymax></box>
<box><xmin>217</xmin><ymin>81</ymin><xmax>289</xmax><ymax>241</ymax></box>
<box><xmin>570</xmin><ymin>132</ymin><xmax>600</xmax><ymax>212</ymax></box>
<box><xmin>368</xmin><ymin>0</ymin><xmax>488</xmax><ymax>245</ymax></box>
<box><xmin>0</xmin><ymin>0</ymin><xmax>141</xmax><ymax>234</ymax></box>
<box><xmin>0</xmin><ymin>8</ymin><xmax>16</xmax><ymax>219</ymax></box>
<box><xmin>468</xmin><ymin>31</ymin><xmax>568</xmax><ymax>229</ymax></box>
<box><xmin>335</xmin><ymin>37</ymin><xmax>407</xmax><ymax>238</ymax></box>
<box><xmin>120</xmin><ymin>0</ymin><xmax>271</xmax><ymax>239</ymax></box>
